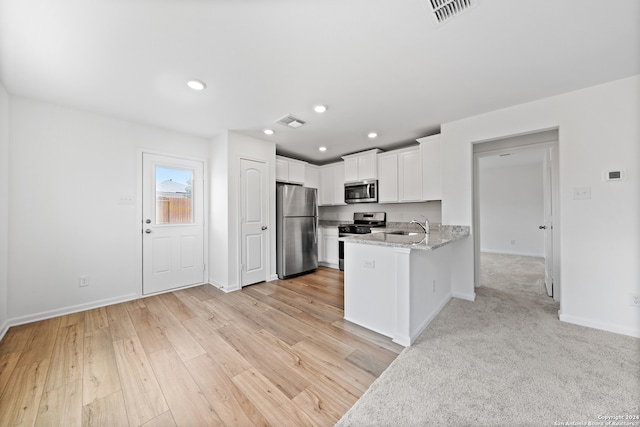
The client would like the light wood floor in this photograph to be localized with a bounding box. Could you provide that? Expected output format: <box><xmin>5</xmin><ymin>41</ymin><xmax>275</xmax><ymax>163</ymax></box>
<box><xmin>0</xmin><ymin>267</ymin><xmax>402</xmax><ymax>426</ymax></box>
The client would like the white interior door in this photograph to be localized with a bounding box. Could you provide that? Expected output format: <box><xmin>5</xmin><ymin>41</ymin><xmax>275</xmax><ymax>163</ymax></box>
<box><xmin>542</xmin><ymin>148</ymin><xmax>554</xmax><ymax>297</ymax></box>
<box><xmin>142</xmin><ymin>153</ymin><xmax>204</xmax><ymax>295</ymax></box>
<box><xmin>240</xmin><ymin>159</ymin><xmax>268</xmax><ymax>286</ymax></box>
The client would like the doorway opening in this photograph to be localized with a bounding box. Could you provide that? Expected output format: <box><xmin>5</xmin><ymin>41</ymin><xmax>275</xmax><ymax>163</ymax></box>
<box><xmin>473</xmin><ymin>129</ymin><xmax>560</xmax><ymax>302</ymax></box>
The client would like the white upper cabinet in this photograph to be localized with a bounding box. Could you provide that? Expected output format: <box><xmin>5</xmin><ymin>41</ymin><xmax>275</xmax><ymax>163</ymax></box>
<box><xmin>377</xmin><ymin>146</ymin><xmax>422</xmax><ymax>203</ymax></box>
<box><xmin>304</xmin><ymin>164</ymin><xmax>320</xmax><ymax>189</ymax></box>
<box><xmin>342</xmin><ymin>149</ymin><xmax>381</xmax><ymax>182</ymax></box>
<box><xmin>319</xmin><ymin>162</ymin><xmax>346</xmax><ymax>206</ymax></box>
<box><xmin>276</xmin><ymin>155</ymin><xmax>307</xmax><ymax>184</ymax></box>
<box><xmin>377</xmin><ymin>151</ymin><xmax>399</xmax><ymax>203</ymax></box>
<box><xmin>398</xmin><ymin>148</ymin><xmax>422</xmax><ymax>202</ymax></box>
<box><xmin>417</xmin><ymin>134</ymin><xmax>442</xmax><ymax>201</ymax></box>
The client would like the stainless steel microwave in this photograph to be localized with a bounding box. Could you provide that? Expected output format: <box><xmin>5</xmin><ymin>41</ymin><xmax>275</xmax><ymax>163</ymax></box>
<box><xmin>344</xmin><ymin>180</ymin><xmax>378</xmax><ymax>203</ymax></box>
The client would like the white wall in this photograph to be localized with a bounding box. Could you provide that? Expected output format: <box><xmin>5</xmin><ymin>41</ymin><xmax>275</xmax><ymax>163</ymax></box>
<box><xmin>320</xmin><ymin>201</ymin><xmax>442</xmax><ymax>224</ymax></box>
<box><xmin>0</xmin><ymin>82</ymin><xmax>9</xmax><ymax>337</ymax></box>
<box><xmin>441</xmin><ymin>75</ymin><xmax>640</xmax><ymax>338</ymax></box>
<box><xmin>208</xmin><ymin>131</ymin><xmax>276</xmax><ymax>291</ymax></box>
<box><xmin>479</xmin><ymin>159</ymin><xmax>544</xmax><ymax>256</ymax></box>
<box><xmin>8</xmin><ymin>96</ymin><xmax>209</xmax><ymax>322</ymax></box>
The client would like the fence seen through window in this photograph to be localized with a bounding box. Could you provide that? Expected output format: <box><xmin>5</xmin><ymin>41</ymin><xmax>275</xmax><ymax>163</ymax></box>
<box><xmin>155</xmin><ymin>166</ymin><xmax>193</xmax><ymax>224</ymax></box>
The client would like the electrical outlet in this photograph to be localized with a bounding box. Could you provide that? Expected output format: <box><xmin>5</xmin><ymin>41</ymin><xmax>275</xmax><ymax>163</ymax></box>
<box><xmin>629</xmin><ymin>293</ymin><xmax>640</xmax><ymax>308</ymax></box>
<box><xmin>510</xmin><ymin>240</ymin><xmax>516</xmax><ymax>245</ymax></box>
<box><xmin>432</xmin><ymin>280</ymin><xmax>436</xmax><ymax>293</ymax></box>
<box><xmin>364</xmin><ymin>260</ymin><xmax>375</xmax><ymax>269</ymax></box>
<box><xmin>79</xmin><ymin>275</ymin><xmax>89</xmax><ymax>287</ymax></box>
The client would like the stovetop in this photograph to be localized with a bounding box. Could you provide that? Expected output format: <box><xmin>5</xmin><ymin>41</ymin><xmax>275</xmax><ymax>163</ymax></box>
<box><xmin>338</xmin><ymin>212</ymin><xmax>386</xmax><ymax>234</ymax></box>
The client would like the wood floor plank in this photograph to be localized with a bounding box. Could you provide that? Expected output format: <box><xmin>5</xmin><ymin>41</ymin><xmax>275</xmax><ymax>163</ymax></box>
<box><xmin>143</xmin><ymin>296</ymin><xmax>206</xmax><ymax>362</ymax></box>
<box><xmin>185</xmin><ymin>353</ymin><xmax>268</xmax><ymax>427</ymax></box>
<box><xmin>292</xmin><ymin>386</ymin><xmax>346</xmax><ymax>426</ymax></box>
<box><xmin>0</xmin><ymin>352</ymin><xmax>20</xmax><ymax>399</ymax></box>
<box><xmin>252</xmin><ymin>328</ymin><xmax>358</xmax><ymax>410</ymax></box>
<box><xmin>173</xmin><ymin>292</ymin><xmax>228</xmax><ymax>328</ymax></box>
<box><xmin>59</xmin><ymin>312</ymin><xmax>85</xmax><ymax>328</ymax></box>
<box><xmin>82</xmin><ymin>391</ymin><xmax>129</xmax><ymax>427</ymax></box>
<box><xmin>83</xmin><ymin>327</ymin><xmax>121</xmax><ymax>406</ymax></box>
<box><xmin>127</xmin><ymin>307</ymin><xmax>172</xmax><ymax>355</ymax></box>
<box><xmin>140</xmin><ymin>411</ymin><xmax>177</xmax><ymax>427</ymax></box>
<box><xmin>44</xmin><ymin>322</ymin><xmax>84</xmax><ymax>392</ymax></box>
<box><xmin>156</xmin><ymin>292</ymin><xmax>197</xmax><ymax>322</ymax></box>
<box><xmin>232</xmin><ymin>367</ymin><xmax>317</xmax><ymax>427</ymax></box>
<box><xmin>0</xmin><ymin>358</ymin><xmax>50</xmax><ymax>427</ymax></box>
<box><xmin>15</xmin><ymin>317</ymin><xmax>60</xmax><ymax>369</ymax></box>
<box><xmin>84</xmin><ymin>307</ymin><xmax>109</xmax><ymax>336</ymax></box>
<box><xmin>105</xmin><ymin>303</ymin><xmax>137</xmax><ymax>341</ymax></box>
<box><xmin>35</xmin><ymin>379</ymin><xmax>82</xmax><ymax>427</ymax></box>
<box><xmin>0</xmin><ymin>324</ymin><xmax>34</xmax><ymax>357</ymax></box>
<box><xmin>149</xmin><ymin>347</ymin><xmax>224</xmax><ymax>426</ymax></box>
<box><xmin>181</xmin><ymin>317</ymin><xmax>252</xmax><ymax>377</ymax></box>
<box><xmin>112</xmin><ymin>336</ymin><xmax>168</xmax><ymax>426</ymax></box>
<box><xmin>217</xmin><ymin>324</ymin><xmax>308</xmax><ymax>399</ymax></box>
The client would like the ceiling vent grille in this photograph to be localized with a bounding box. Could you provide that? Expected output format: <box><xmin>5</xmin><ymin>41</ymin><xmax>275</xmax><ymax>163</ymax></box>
<box><xmin>276</xmin><ymin>114</ymin><xmax>306</xmax><ymax>129</ymax></box>
<box><xmin>429</xmin><ymin>0</ymin><xmax>475</xmax><ymax>24</ymax></box>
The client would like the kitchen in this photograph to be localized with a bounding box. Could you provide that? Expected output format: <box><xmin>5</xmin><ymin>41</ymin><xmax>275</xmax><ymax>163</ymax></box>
<box><xmin>275</xmin><ymin>136</ymin><xmax>469</xmax><ymax>345</ymax></box>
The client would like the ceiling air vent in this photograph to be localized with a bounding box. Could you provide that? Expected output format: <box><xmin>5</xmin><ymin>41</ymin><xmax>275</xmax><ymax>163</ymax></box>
<box><xmin>276</xmin><ymin>114</ymin><xmax>306</xmax><ymax>129</ymax></box>
<box><xmin>429</xmin><ymin>0</ymin><xmax>475</xmax><ymax>24</ymax></box>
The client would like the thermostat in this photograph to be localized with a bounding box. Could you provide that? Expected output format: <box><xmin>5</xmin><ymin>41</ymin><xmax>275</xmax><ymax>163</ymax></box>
<box><xmin>603</xmin><ymin>169</ymin><xmax>625</xmax><ymax>181</ymax></box>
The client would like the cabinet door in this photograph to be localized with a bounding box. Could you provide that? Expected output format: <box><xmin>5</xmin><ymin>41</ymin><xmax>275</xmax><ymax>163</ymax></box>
<box><xmin>324</xmin><ymin>233</ymin><xmax>339</xmax><ymax>266</ymax></box>
<box><xmin>332</xmin><ymin>163</ymin><xmax>345</xmax><ymax>205</ymax></box>
<box><xmin>288</xmin><ymin>162</ymin><xmax>305</xmax><ymax>184</ymax></box>
<box><xmin>420</xmin><ymin>135</ymin><xmax>442</xmax><ymax>200</ymax></box>
<box><xmin>377</xmin><ymin>152</ymin><xmax>398</xmax><ymax>203</ymax></box>
<box><xmin>317</xmin><ymin>227</ymin><xmax>326</xmax><ymax>262</ymax></box>
<box><xmin>305</xmin><ymin>165</ymin><xmax>320</xmax><ymax>189</ymax></box>
<box><xmin>319</xmin><ymin>166</ymin><xmax>334</xmax><ymax>205</ymax></box>
<box><xmin>358</xmin><ymin>153</ymin><xmax>377</xmax><ymax>180</ymax></box>
<box><xmin>343</xmin><ymin>157</ymin><xmax>359</xmax><ymax>183</ymax></box>
<box><xmin>399</xmin><ymin>148</ymin><xmax>422</xmax><ymax>202</ymax></box>
<box><xmin>276</xmin><ymin>158</ymin><xmax>288</xmax><ymax>182</ymax></box>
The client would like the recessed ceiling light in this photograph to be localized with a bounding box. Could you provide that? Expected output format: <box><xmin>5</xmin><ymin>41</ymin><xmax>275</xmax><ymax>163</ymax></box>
<box><xmin>263</xmin><ymin>129</ymin><xmax>274</xmax><ymax>135</ymax></box>
<box><xmin>368</xmin><ymin>132</ymin><xmax>378</xmax><ymax>139</ymax></box>
<box><xmin>318</xmin><ymin>146</ymin><xmax>327</xmax><ymax>152</ymax></box>
<box><xmin>313</xmin><ymin>105</ymin><xmax>327</xmax><ymax>113</ymax></box>
<box><xmin>187</xmin><ymin>80</ymin><xmax>206</xmax><ymax>91</ymax></box>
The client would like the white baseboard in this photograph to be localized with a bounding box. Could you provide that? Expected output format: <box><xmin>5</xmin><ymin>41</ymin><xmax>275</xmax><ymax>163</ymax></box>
<box><xmin>268</xmin><ymin>274</ymin><xmax>278</xmax><ymax>282</ymax></box>
<box><xmin>5</xmin><ymin>293</ymin><xmax>139</xmax><ymax>331</ymax></box>
<box><xmin>480</xmin><ymin>249</ymin><xmax>544</xmax><ymax>258</ymax></box>
<box><xmin>407</xmin><ymin>294</ymin><xmax>453</xmax><ymax>345</ymax></box>
<box><xmin>559</xmin><ymin>313</ymin><xmax>640</xmax><ymax>339</ymax></box>
<box><xmin>452</xmin><ymin>291</ymin><xmax>476</xmax><ymax>301</ymax></box>
<box><xmin>0</xmin><ymin>319</ymin><xmax>9</xmax><ymax>342</ymax></box>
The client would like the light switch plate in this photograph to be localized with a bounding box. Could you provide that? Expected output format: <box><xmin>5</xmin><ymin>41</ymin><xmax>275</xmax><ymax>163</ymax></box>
<box><xmin>573</xmin><ymin>187</ymin><xmax>591</xmax><ymax>200</ymax></box>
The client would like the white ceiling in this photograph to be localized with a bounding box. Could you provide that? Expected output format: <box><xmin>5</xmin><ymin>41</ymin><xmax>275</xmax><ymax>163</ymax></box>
<box><xmin>1</xmin><ymin>0</ymin><xmax>638</xmax><ymax>164</ymax></box>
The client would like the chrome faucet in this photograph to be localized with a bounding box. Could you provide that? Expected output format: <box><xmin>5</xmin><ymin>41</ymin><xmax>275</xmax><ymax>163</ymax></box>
<box><xmin>410</xmin><ymin>218</ymin><xmax>430</xmax><ymax>234</ymax></box>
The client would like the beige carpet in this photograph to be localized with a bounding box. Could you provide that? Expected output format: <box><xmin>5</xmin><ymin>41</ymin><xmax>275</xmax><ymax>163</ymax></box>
<box><xmin>336</xmin><ymin>253</ymin><xmax>640</xmax><ymax>426</ymax></box>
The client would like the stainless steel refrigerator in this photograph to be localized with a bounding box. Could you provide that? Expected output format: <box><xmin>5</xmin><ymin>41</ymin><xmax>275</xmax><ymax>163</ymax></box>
<box><xmin>276</xmin><ymin>183</ymin><xmax>318</xmax><ymax>279</ymax></box>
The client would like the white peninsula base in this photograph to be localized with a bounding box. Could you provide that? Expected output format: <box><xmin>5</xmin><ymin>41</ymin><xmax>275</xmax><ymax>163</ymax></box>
<box><xmin>344</xmin><ymin>238</ymin><xmax>465</xmax><ymax>346</ymax></box>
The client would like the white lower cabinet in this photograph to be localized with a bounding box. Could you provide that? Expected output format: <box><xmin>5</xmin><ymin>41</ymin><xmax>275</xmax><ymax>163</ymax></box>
<box><xmin>318</xmin><ymin>226</ymin><xmax>339</xmax><ymax>269</ymax></box>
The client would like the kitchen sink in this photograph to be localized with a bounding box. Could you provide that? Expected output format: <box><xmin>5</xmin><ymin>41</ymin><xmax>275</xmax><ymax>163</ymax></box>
<box><xmin>384</xmin><ymin>230</ymin><xmax>424</xmax><ymax>236</ymax></box>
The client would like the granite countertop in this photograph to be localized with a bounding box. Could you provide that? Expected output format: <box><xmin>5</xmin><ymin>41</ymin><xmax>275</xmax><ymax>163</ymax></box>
<box><xmin>339</xmin><ymin>225</ymin><xmax>470</xmax><ymax>251</ymax></box>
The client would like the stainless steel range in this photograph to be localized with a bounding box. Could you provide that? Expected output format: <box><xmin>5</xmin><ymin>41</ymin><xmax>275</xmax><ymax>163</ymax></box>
<box><xmin>338</xmin><ymin>212</ymin><xmax>386</xmax><ymax>270</ymax></box>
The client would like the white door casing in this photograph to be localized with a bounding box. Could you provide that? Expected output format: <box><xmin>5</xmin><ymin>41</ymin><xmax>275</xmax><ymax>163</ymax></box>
<box><xmin>542</xmin><ymin>147</ymin><xmax>554</xmax><ymax>297</ymax></box>
<box><xmin>240</xmin><ymin>158</ymin><xmax>268</xmax><ymax>286</ymax></box>
<box><xmin>142</xmin><ymin>153</ymin><xmax>205</xmax><ymax>295</ymax></box>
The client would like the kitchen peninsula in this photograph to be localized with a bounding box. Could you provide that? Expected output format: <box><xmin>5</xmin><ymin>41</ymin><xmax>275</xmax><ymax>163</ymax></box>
<box><xmin>342</xmin><ymin>226</ymin><xmax>469</xmax><ymax>346</ymax></box>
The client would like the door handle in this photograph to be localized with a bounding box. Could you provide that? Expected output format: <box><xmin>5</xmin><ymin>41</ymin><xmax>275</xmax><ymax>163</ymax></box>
<box><xmin>145</xmin><ymin>229</ymin><xmax>152</xmax><ymax>234</ymax></box>
<box><xmin>538</xmin><ymin>225</ymin><xmax>546</xmax><ymax>230</ymax></box>
<box><xmin>145</xmin><ymin>219</ymin><xmax>151</xmax><ymax>224</ymax></box>
<box><xmin>261</xmin><ymin>226</ymin><xmax>268</xmax><ymax>230</ymax></box>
